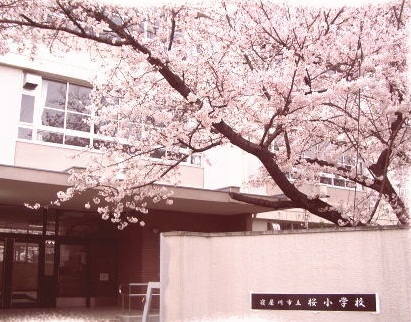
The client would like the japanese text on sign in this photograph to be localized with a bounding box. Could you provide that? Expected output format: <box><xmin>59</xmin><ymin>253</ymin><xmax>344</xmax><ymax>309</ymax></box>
<box><xmin>251</xmin><ymin>294</ymin><xmax>378</xmax><ymax>312</ymax></box>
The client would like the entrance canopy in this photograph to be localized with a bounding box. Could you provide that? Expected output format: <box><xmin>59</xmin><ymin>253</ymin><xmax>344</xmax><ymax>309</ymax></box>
<box><xmin>0</xmin><ymin>164</ymin><xmax>280</xmax><ymax>215</ymax></box>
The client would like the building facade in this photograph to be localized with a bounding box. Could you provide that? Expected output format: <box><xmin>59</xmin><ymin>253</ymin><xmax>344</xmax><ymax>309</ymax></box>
<box><xmin>0</xmin><ymin>46</ymin><xmax>397</xmax><ymax>309</ymax></box>
<box><xmin>0</xmin><ymin>51</ymin><xmax>281</xmax><ymax>309</ymax></box>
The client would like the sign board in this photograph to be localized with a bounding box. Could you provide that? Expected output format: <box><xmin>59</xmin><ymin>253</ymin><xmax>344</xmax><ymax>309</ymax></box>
<box><xmin>251</xmin><ymin>293</ymin><xmax>378</xmax><ymax>312</ymax></box>
<box><xmin>99</xmin><ymin>273</ymin><xmax>109</xmax><ymax>281</ymax></box>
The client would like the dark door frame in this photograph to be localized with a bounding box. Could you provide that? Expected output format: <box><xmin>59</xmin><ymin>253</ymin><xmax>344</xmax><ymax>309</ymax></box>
<box><xmin>56</xmin><ymin>239</ymin><xmax>91</xmax><ymax>308</ymax></box>
<box><xmin>0</xmin><ymin>236</ymin><xmax>43</xmax><ymax>308</ymax></box>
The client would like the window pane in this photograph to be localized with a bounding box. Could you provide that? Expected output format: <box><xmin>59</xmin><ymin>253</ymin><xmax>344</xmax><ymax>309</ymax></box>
<box><xmin>42</xmin><ymin>108</ymin><xmax>64</xmax><ymax>128</ymax></box>
<box><xmin>0</xmin><ymin>240</ymin><xmax>3</xmax><ymax>308</ymax></box>
<box><xmin>0</xmin><ymin>205</ymin><xmax>43</xmax><ymax>234</ymax></box>
<box><xmin>191</xmin><ymin>155</ymin><xmax>202</xmax><ymax>165</ymax></box>
<box><xmin>320</xmin><ymin>176</ymin><xmax>332</xmax><ymax>185</ymax></box>
<box><xmin>93</xmin><ymin>139</ymin><xmax>110</xmax><ymax>150</ymax></box>
<box><xmin>94</xmin><ymin>119</ymin><xmax>117</xmax><ymax>136</ymax></box>
<box><xmin>150</xmin><ymin>148</ymin><xmax>166</xmax><ymax>159</ymax></box>
<box><xmin>44</xmin><ymin>241</ymin><xmax>55</xmax><ymax>276</ymax></box>
<box><xmin>37</xmin><ymin>130</ymin><xmax>64</xmax><ymax>144</ymax></box>
<box><xmin>346</xmin><ymin>181</ymin><xmax>356</xmax><ymax>188</ymax></box>
<box><xmin>66</xmin><ymin>112</ymin><xmax>90</xmax><ymax>132</ymax></box>
<box><xmin>333</xmin><ymin>178</ymin><xmax>346</xmax><ymax>187</ymax></box>
<box><xmin>58</xmin><ymin>244</ymin><xmax>87</xmax><ymax>297</ymax></box>
<box><xmin>44</xmin><ymin>80</ymin><xmax>66</xmax><ymax>110</ymax></box>
<box><xmin>18</xmin><ymin>127</ymin><xmax>32</xmax><ymax>140</ymax></box>
<box><xmin>20</xmin><ymin>95</ymin><xmax>35</xmax><ymax>123</ymax></box>
<box><xmin>46</xmin><ymin>212</ymin><xmax>56</xmax><ymax>236</ymax></box>
<box><xmin>118</xmin><ymin>120</ymin><xmax>141</xmax><ymax>140</ymax></box>
<box><xmin>168</xmin><ymin>150</ymin><xmax>188</xmax><ymax>162</ymax></box>
<box><xmin>58</xmin><ymin>211</ymin><xmax>114</xmax><ymax>237</ymax></box>
<box><xmin>68</xmin><ymin>84</ymin><xmax>91</xmax><ymax>113</ymax></box>
<box><xmin>12</xmin><ymin>242</ymin><xmax>39</xmax><ymax>306</ymax></box>
<box><xmin>65</xmin><ymin>135</ymin><xmax>89</xmax><ymax>147</ymax></box>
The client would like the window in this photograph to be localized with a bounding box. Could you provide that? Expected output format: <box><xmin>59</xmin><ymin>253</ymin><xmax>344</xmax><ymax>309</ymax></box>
<box><xmin>319</xmin><ymin>176</ymin><xmax>332</xmax><ymax>185</ymax></box>
<box><xmin>333</xmin><ymin>176</ymin><xmax>346</xmax><ymax>187</ymax></box>
<box><xmin>40</xmin><ymin>80</ymin><xmax>91</xmax><ymax>146</ymax></box>
<box><xmin>319</xmin><ymin>173</ymin><xmax>360</xmax><ymax>189</ymax></box>
<box><xmin>20</xmin><ymin>95</ymin><xmax>35</xmax><ymax>123</ymax></box>
<box><xmin>18</xmin><ymin>91</ymin><xmax>36</xmax><ymax>140</ymax></box>
<box><xmin>17</xmin><ymin>76</ymin><xmax>202</xmax><ymax>166</ymax></box>
<box><xmin>18</xmin><ymin>78</ymin><xmax>92</xmax><ymax>148</ymax></box>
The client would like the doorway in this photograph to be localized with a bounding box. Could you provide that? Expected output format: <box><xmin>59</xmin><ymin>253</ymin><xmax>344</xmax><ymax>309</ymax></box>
<box><xmin>54</xmin><ymin>242</ymin><xmax>90</xmax><ymax>307</ymax></box>
<box><xmin>0</xmin><ymin>239</ymin><xmax>4</xmax><ymax>308</ymax></box>
<box><xmin>0</xmin><ymin>238</ymin><xmax>40</xmax><ymax>308</ymax></box>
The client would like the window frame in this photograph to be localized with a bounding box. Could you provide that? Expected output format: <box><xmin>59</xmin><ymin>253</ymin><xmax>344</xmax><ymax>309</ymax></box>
<box><xmin>18</xmin><ymin>78</ymin><xmax>95</xmax><ymax>149</ymax></box>
<box><xmin>16</xmin><ymin>76</ymin><xmax>203</xmax><ymax>166</ymax></box>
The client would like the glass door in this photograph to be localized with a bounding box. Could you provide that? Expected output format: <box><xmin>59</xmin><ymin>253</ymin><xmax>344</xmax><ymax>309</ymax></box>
<box><xmin>0</xmin><ymin>240</ymin><xmax>4</xmax><ymax>308</ymax></box>
<box><xmin>11</xmin><ymin>241</ymin><xmax>40</xmax><ymax>307</ymax></box>
<box><xmin>58</xmin><ymin>243</ymin><xmax>88</xmax><ymax>302</ymax></box>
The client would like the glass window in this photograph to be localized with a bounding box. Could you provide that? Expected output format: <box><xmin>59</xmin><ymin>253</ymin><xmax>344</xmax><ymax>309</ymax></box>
<box><xmin>0</xmin><ymin>205</ymin><xmax>43</xmax><ymax>235</ymax></box>
<box><xmin>66</xmin><ymin>112</ymin><xmax>90</xmax><ymax>132</ymax></box>
<box><xmin>58</xmin><ymin>211</ymin><xmax>114</xmax><ymax>237</ymax></box>
<box><xmin>37</xmin><ymin>130</ymin><xmax>64</xmax><ymax>144</ymax></box>
<box><xmin>18</xmin><ymin>78</ymin><xmax>95</xmax><ymax>148</ymax></box>
<box><xmin>346</xmin><ymin>181</ymin><xmax>356</xmax><ymax>188</ymax></box>
<box><xmin>68</xmin><ymin>84</ymin><xmax>91</xmax><ymax>113</ymax></box>
<box><xmin>118</xmin><ymin>120</ymin><xmax>141</xmax><ymax>140</ymax></box>
<box><xmin>18</xmin><ymin>127</ymin><xmax>32</xmax><ymax>140</ymax></box>
<box><xmin>320</xmin><ymin>176</ymin><xmax>332</xmax><ymax>185</ymax></box>
<box><xmin>44</xmin><ymin>80</ymin><xmax>66</xmax><ymax>110</ymax></box>
<box><xmin>17</xmin><ymin>78</ymin><xmax>199</xmax><ymax>164</ymax></box>
<box><xmin>58</xmin><ymin>244</ymin><xmax>87</xmax><ymax>297</ymax></box>
<box><xmin>12</xmin><ymin>242</ymin><xmax>39</xmax><ymax>306</ymax></box>
<box><xmin>19</xmin><ymin>95</ymin><xmax>35</xmax><ymax>123</ymax></box>
<box><xmin>42</xmin><ymin>108</ymin><xmax>65</xmax><ymax>128</ymax></box>
<box><xmin>333</xmin><ymin>177</ymin><xmax>346</xmax><ymax>187</ymax></box>
<box><xmin>93</xmin><ymin>139</ymin><xmax>110</xmax><ymax>150</ymax></box>
<box><xmin>191</xmin><ymin>154</ymin><xmax>202</xmax><ymax>166</ymax></box>
<box><xmin>150</xmin><ymin>148</ymin><xmax>166</xmax><ymax>159</ymax></box>
<box><xmin>0</xmin><ymin>240</ymin><xmax>4</xmax><ymax>307</ymax></box>
<box><xmin>65</xmin><ymin>135</ymin><xmax>89</xmax><ymax>147</ymax></box>
<box><xmin>168</xmin><ymin>150</ymin><xmax>188</xmax><ymax>162</ymax></box>
<box><xmin>44</xmin><ymin>241</ymin><xmax>55</xmax><ymax>276</ymax></box>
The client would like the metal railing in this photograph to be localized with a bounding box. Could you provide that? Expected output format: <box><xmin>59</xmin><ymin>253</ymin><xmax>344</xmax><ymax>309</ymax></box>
<box><xmin>118</xmin><ymin>282</ymin><xmax>160</xmax><ymax>322</ymax></box>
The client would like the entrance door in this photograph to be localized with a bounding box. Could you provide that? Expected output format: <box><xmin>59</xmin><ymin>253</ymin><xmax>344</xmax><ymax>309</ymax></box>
<box><xmin>11</xmin><ymin>240</ymin><xmax>40</xmax><ymax>307</ymax></box>
<box><xmin>0</xmin><ymin>239</ymin><xmax>40</xmax><ymax>308</ymax></box>
<box><xmin>0</xmin><ymin>240</ymin><xmax>4</xmax><ymax>308</ymax></box>
<box><xmin>58</xmin><ymin>243</ymin><xmax>89</xmax><ymax>306</ymax></box>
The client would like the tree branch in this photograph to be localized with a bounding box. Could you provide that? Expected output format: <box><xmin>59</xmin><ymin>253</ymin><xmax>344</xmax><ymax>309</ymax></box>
<box><xmin>229</xmin><ymin>191</ymin><xmax>298</xmax><ymax>210</ymax></box>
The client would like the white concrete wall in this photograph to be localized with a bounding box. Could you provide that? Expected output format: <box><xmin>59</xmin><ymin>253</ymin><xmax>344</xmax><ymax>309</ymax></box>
<box><xmin>0</xmin><ymin>49</ymin><xmax>99</xmax><ymax>83</ymax></box>
<box><xmin>14</xmin><ymin>141</ymin><xmax>204</xmax><ymax>187</ymax></box>
<box><xmin>203</xmin><ymin>145</ymin><xmax>245</xmax><ymax>190</ymax></box>
<box><xmin>160</xmin><ymin>227</ymin><xmax>411</xmax><ymax>322</ymax></box>
<box><xmin>203</xmin><ymin>144</ymin><xmax>267</xmax><ymax>195</ymax></box>
<box><xmin>0</xmin><ymin>65</ymin><xmax>22</xmax><ymax>165</ymax></box>
<box><xmin>0</xmin><ymin>52</ymin><xmax>97</xmax><ymax>167</ymax></box>
<box><xmin>0</xmin><ymin>57</ymin><xmax>205</xmax><ymax>188</ymax></box>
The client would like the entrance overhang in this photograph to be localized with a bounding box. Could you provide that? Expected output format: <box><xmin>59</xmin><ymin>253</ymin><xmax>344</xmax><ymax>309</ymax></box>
<box><xmin>0</xmin><ymin>164</ymin><xmax>281</xmax><ymax>215</ymax></box>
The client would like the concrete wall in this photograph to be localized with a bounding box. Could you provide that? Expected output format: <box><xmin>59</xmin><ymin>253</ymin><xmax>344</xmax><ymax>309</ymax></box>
<box><xmin>117</xmin><ymin>210</ymin><xmax>250</xmax><ymax>310</ymax></box>
<box><xmin>0</xmin><ymin>65</ymin><xmax>22</xmax><ymax>165</ymax></box>
<box><xmin>1</xmin><ymin>59</ymin><xmax>204</xmax><ymax>188</ymax></box>
<box><xmin>15</xmin><ymin>141</ymin><xmax>204</xmax><ymax>187</ymax></box>
<box><xmin>160</xmin><ymin>227</ymin><xmax>411</xmax><ymax>322</ymax></box>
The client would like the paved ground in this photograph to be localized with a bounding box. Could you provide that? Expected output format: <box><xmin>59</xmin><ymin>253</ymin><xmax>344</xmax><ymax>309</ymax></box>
<box><xmin>0</xmin><ymin>307</ymin><xmax>160</xmax><ymax>322</ymax></box>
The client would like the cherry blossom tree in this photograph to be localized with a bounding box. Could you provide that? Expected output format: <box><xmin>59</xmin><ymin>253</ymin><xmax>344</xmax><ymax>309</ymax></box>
<box><xmin>1</xmin><ymin>0</ymin><xmax>409</xmax><ymax>228</ymax></box>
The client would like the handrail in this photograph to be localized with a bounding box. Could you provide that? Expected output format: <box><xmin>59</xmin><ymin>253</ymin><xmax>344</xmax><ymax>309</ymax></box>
<box><xmin>119</xmin><ymin>283</ymin><xmax>147</xmax><ymax>311</ymax></box>
<box><xmin>118</xmin><ymin>282</ymin><xmax>160</xmax><ymax>314</ymax></box>
<box><xmin>142</xmin><ymin>282</ymin><xmax>160</xmax><ymax>322</ymax></box>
